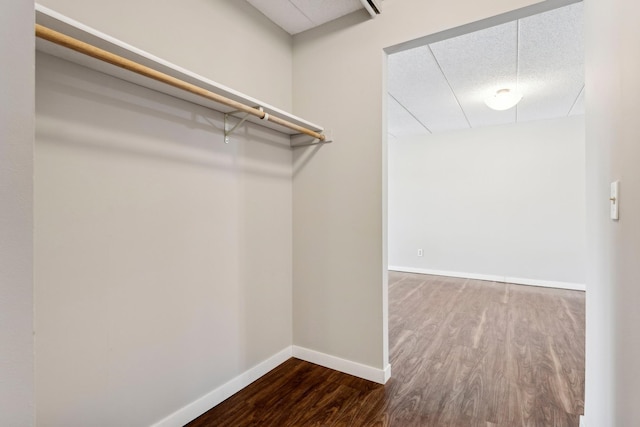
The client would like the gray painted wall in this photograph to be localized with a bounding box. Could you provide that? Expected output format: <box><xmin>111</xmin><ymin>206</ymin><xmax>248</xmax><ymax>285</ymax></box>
<box><xmin>0</xmin><ymin>0</ymin><xmax>34</xmax><ymax>425</ymax></box>
<box><xmin>5</xmin><ymin>0</ymin><xmax>639</xmax><ymax>423</ymax></box>
<box><xmin>34</xmin><ymin>0</ymin><xmax>294</xmax><ymax>424</ymax></box>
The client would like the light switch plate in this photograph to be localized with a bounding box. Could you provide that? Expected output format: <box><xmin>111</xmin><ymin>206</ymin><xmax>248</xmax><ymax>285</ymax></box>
<box><xmin>610</xmin><ymin>181</ymin><xmax>619</xmax><ymax>220</ymax></box>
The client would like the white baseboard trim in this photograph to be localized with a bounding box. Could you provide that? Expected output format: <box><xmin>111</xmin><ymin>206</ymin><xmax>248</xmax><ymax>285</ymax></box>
<box><xmin>389</xmin><ymin>266</ymin><xmax>585</xmax><ymax>291</ymax></box>
<box><xmin>505</xmin><ymin>275</ymin><xmax>585</xmax><ymax>291</ymax></box>
<box><xmin>151</xmin><ymin>345</ymin><xmax>390</xmax><ymax>426</ymax></box>
<box><xmin>292</xmin><ymin>345</ymin><xmax>391</xmax><ymax>384</ymax></box>
<box><xmin>151</xmin><ymin>346</ymin><xmax>292</xmax><ymax>427</ymax></box>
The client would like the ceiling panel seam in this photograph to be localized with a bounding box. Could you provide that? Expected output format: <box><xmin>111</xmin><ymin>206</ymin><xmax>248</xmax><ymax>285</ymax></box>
<box><xmin>568</xmin><ymin>84</ymin><xmax>585</xmax><ymax>116</ymax></box>
<box><xmin>389</xmin><ymin>93</ymin><xmax>433</xmax><ymax>134</ymax></box>
<box><xmin>427</xmin><ymin>45</ymin><xmax>472</xmax><ymax>129</ymax></box>
<box><xmin>289</xmin><ymin>0</ymin><xmax>314</xmax><ymax>24</ymax></box>
<box><xmin>516</xmin><ymin>19</ymin><xmax>521</xmax><ymax>123</ymax></box>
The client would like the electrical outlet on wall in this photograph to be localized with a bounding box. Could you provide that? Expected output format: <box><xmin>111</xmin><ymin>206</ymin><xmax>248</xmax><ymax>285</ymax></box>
<box><xmin>417</xmin><ymin>249</ymin><xmax>423</xmax><ymax>257</ymax></box>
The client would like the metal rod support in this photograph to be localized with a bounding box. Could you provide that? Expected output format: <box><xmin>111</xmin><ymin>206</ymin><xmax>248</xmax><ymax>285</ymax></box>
<box><xmin>224</xmin><ymin>111</ymin><xmax>251</xmax><ymax>143</ymax></box>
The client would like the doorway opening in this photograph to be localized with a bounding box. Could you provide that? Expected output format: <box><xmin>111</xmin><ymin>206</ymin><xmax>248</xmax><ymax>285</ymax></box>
<box><xmin>383</xmin><ymin>1</ymin><xmax>586</xmax><ymax>424</ymax></box>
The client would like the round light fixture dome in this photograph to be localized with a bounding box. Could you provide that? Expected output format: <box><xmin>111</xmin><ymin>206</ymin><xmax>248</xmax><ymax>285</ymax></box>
<box><xmin>484</xmin><ymin>88</ymin><xmax>523</xmax><ymax>111</ymax></box>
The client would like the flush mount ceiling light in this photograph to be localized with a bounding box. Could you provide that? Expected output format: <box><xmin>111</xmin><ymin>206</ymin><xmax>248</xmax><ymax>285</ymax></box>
<box><xmin>484</xmin><ymin>88</ymin><xmax>523</xmax><ymax>111</ymax></box>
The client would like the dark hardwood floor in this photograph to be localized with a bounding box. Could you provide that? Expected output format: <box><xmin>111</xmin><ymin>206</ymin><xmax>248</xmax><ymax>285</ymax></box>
<box><xmin>187</xmin><ymin>272</ymin><xmax>585</xmax><ymax>426</ymax></box>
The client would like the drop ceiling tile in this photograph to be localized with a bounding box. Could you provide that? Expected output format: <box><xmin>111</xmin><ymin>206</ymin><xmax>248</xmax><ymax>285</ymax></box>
<box><xmin>386</xmin><ymin>2</ymin><xmax>583</xmax><ymax>136</ymax></box>
<box><xmin>290</xmin><ymin>0</ymin><xmax>363</xmax><ymax>26</ymax></box>
<box><xmin>246</xmin><ymin>0</ymin><xmax>314</xmax><ymax>34</ymax></box>
<box><xmin>517</xmin><ymin>2</ymin><xmax>584</xmax><ymax>122</ymax></box>
<box><xmin>388</xmin><ymin>45</ymin><xmax>469</xmax><ymax>133</ymax></box>
<box><xmin>387</xmin><ymin>94</ymin><xmax>431</xmax><ymax>137</ymax></box>
<box><xmin>429</xmin><ymin>21</ymin><xmax>518</xmax><ymax>128</ymax></box>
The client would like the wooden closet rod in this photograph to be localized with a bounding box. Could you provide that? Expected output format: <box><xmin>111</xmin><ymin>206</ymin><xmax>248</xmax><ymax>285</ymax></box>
<box><xmin>35</xmin><ymin>24</ymin><xmax>326</xmax><ymax>141</ymax></box>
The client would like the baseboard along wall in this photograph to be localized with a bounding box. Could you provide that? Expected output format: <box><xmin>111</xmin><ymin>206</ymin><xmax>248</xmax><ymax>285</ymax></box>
<box><xmin>152</xmin><ymin>345</ymin><xmax>390</xmax><ymax>427</ymax></box>
<box><xmin>389</xmin><ymin>266</ymin><xmax>586</xmax><ymax>292</ymax></box>
<box><xmin>151</xmin><ymin>347</ymin><xmax>292</xmax><ymax>427</ymax></box>
<box><xmin>292</xmin><ymin>345</ymin><xmax>391</xmax><ymax>385</ymax></box>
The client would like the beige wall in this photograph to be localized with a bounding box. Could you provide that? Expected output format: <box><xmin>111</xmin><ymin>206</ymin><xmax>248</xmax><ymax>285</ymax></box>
<box><xmin>21</xmin><ymin>0</ymin><xmax>640</xmax><ymax>424</ymax></box>
<box><xmin>292</xmin><ymin>0</ymin><xmax>542</xmax><ymax>370</ymax></box>
<box><xmin>38</xmin><ymin>0</ymin><xmax>293</xmax><ymax>111</ymax></box>
<box><xmin>0</xmin><ymin>0</ymin><xmax>34</xmax><ymax>425</ymax></box>
<box><xmin>585</xmin><ymin>0</ymin><xmax>640</xmax><ymax>424</ymax></box>
<box><xmin>34</xmin><ymin>1</ymin><xmax>294</xmax><ymax>425</ymax></box>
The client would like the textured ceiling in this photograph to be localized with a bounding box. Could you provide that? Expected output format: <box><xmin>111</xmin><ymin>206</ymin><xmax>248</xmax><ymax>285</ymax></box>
<box><xmin>388</xmin><ymin>2</ymin><xmax>584</xmax><ymax>137</ymax></box>
<box><xmin>246</xmin><ymin>0</ymin><xmax>365</xmax><ymax>35</ymax></box>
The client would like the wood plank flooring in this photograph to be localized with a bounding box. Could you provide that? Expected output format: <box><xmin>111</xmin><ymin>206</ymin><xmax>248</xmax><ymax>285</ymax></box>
<box><xmin>187</xmin><ymin>272</ymin><xmax>585</xmax><ymax>426</ymax></box>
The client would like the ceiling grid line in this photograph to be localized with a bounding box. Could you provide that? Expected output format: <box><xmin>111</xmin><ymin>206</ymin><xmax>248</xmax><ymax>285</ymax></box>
<box><xmin>568</xmin><ymin>84</ymin><xmax>585</xmax><ymax>116</ymax></box>
<box><xmin>388</xmin><ymin>93</ymin><xmax>433</xmax><ymax>134</ymax></box>
<box><xmin>515</xmin><ymin>19</ymin><xmax>520</xmax><ymax>123</ymax></box>
<box><xmin>288</xmin><ymin>1</ymin><xmax>314</xmax><ymax>24</ymax></box>
<box><xmin>427</xmin><ymin>45</ymin><xmax>473</xmax><ymax>129</ymax></box>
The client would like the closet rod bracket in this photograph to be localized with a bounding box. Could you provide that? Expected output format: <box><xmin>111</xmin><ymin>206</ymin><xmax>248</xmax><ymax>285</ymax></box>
<box><xmin>224</xmin><ymin>106</ymin><xmax>262</xmax><ymax>143</ymax></box>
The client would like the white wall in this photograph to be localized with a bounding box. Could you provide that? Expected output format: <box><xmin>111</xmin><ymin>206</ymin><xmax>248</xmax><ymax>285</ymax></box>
<box><xmin>388</xmin><ymin>117</ymin><xmax>586</xmax><ymax>286</ymax></box>
<box><xmin>292</xmin><ymin>0</ymin><xmax>551</xmax><ymax>371</ymax></box>
<box><xmin>0</xmin><ymin>0</ymin><xmax>34</xmax><ymax>425</ymax></box>
<box><xmin>585</xmin><ymin>0</ymin><xmax>640</xmax><ymax>424</ymax></box>
<box><xmin>34</xmin><ymin>1</ymin><xmax>294</xmax><ymax>425</ymax></box>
